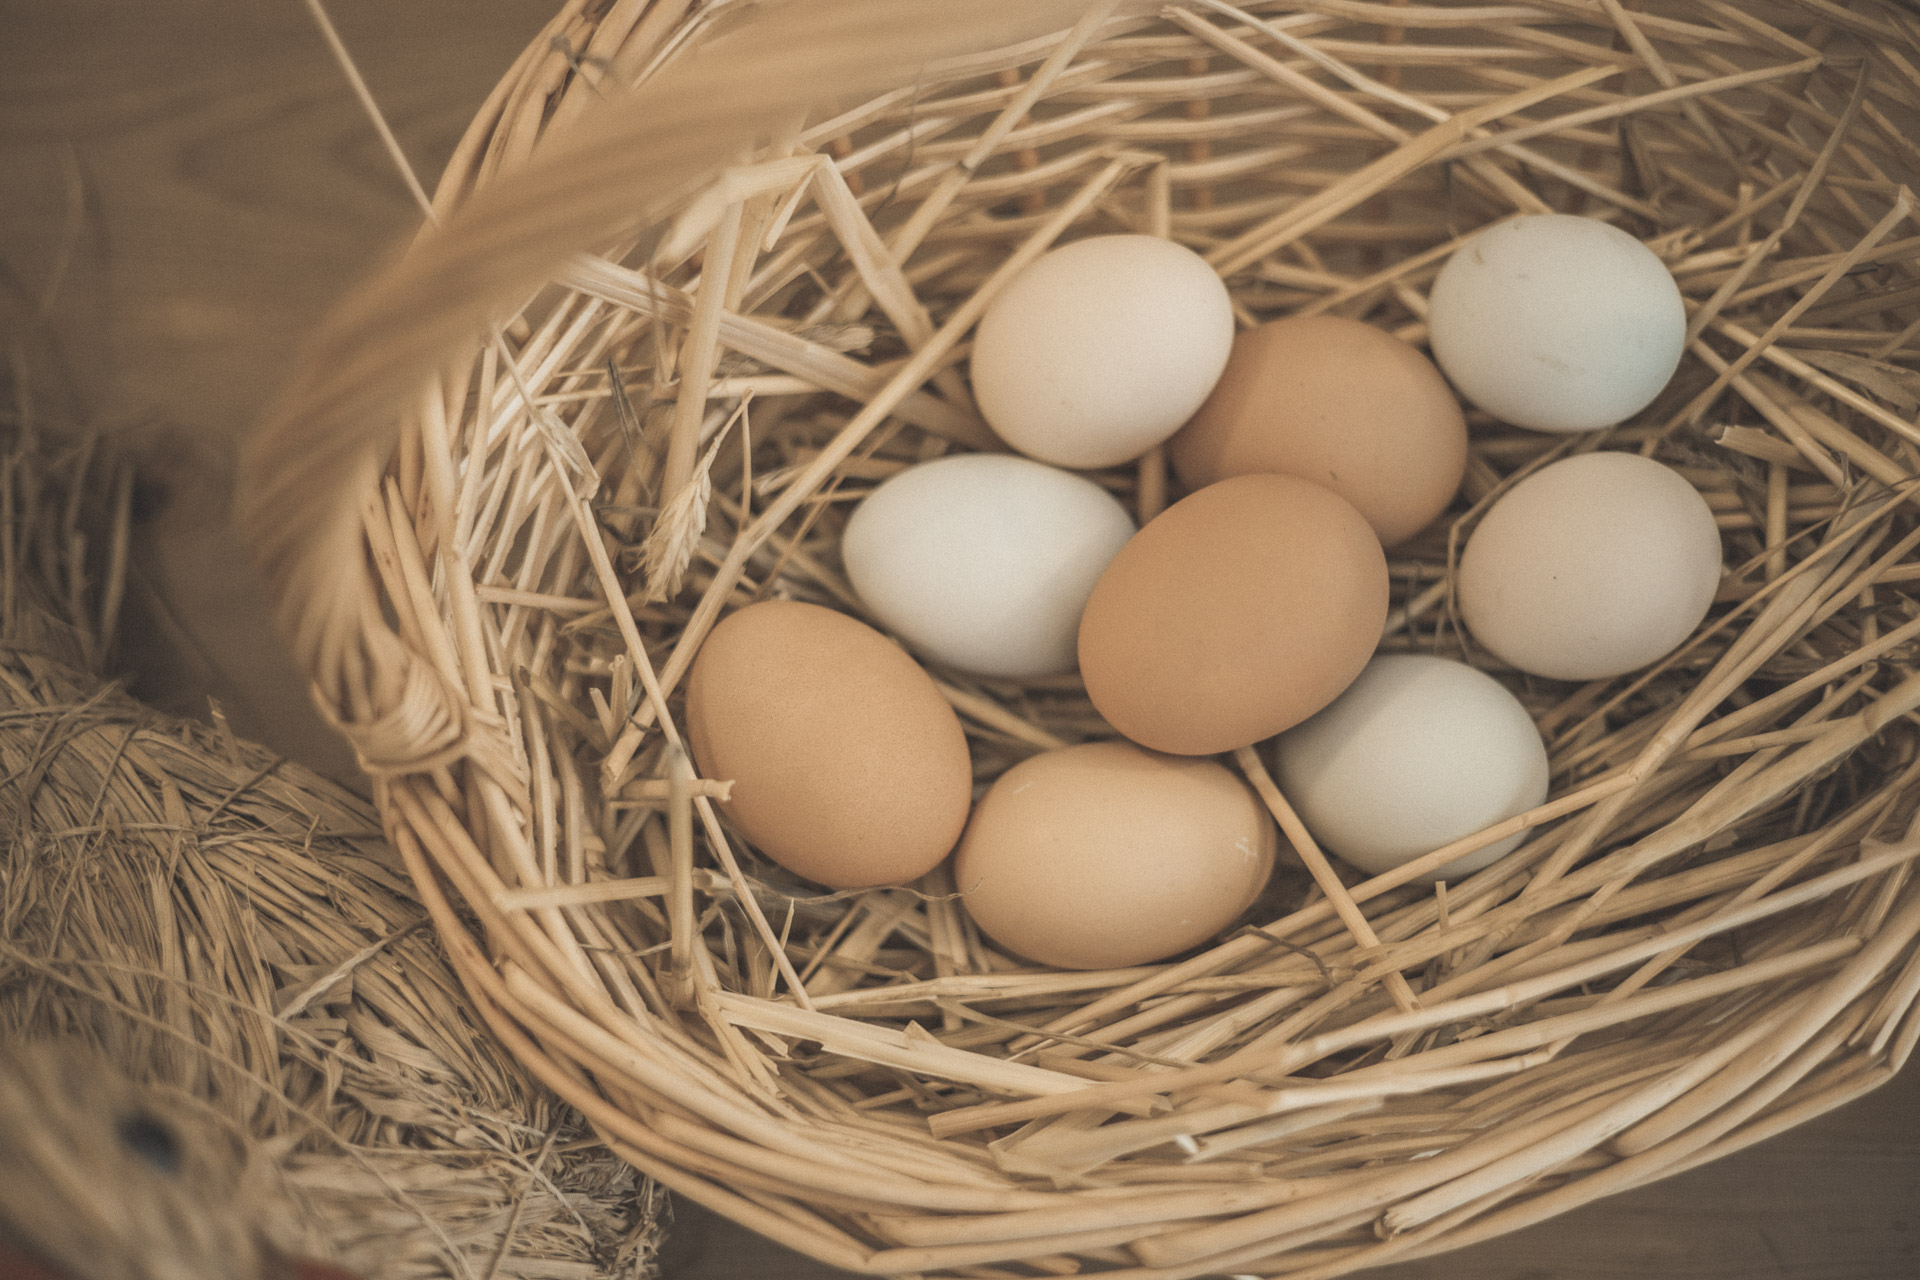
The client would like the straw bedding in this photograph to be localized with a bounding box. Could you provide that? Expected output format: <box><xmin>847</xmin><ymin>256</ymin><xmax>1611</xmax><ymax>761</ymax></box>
<box><xmin>241</xmin><ymin>1</ymin><xmax>1920</xmax><ymax>1276</ymax></box>
<box><xmin>0</xmin><ymin>417</ymin><xmax>664</xmax><ymax>1278</ymax></box>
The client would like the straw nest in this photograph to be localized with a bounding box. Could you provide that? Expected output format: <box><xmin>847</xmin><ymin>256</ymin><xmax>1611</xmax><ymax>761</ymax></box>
<box><xmin>0</xmin><ymin>414</ymin><xmax>665</xmax><ymax>1277</ymax></box>
<box><xmin>241</xmin><ymin>1</ymin><xmax>1920</xmax><ymax>1276</ymax></box>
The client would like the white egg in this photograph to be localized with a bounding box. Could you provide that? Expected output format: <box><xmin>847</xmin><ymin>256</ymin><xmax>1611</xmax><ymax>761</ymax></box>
<box><xmin>1273</xmin><ymin>654</ymin><xmax>1549</xmax><ymax>882</ymax></box>
<box><xmin>1428</xmin><ymin>214</ymin><xmax>1686</xmax><ymax>433</ymax></box>
<box><xmin>1459</xmin><ymin>451</ymin><xmax>1722</xmax><ymax>681</ymax></box>
<box><xmin>840</xmin><ymin>453</ymin><xmax>1137</xmax><ymax>679</ymax></box>
<box><xmin>970</xmin><ymin>235</ymin><xmax>1235</xmax><ymax>469</ymax></box>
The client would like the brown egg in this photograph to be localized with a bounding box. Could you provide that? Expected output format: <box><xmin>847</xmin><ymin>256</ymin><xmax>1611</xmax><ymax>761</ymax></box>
<box><xmin>954</xmin><ymin>742</ymin><xmax>1276</xmax><ymax>970</ymax></box>
<box><xmin>1077</xmin><ymin>474</ymin><xmax>1388</xmax><ymax>755</ymax></box>
<box><xmin>684</xmin><ymin>600</ymin><xmax>972</xmax><ymax>888</ymax></box>
<box><xmin>1168</xmin><ymin>315</ymin><xmax>1467</xmax><ymax>547</ymax></box>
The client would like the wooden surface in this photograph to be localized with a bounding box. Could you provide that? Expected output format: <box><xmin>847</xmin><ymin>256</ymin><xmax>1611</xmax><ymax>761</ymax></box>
<box><xmin>3</xmin><ymin>2</ymin><xmax>1916</xmax><ymax>1277</ymax></box>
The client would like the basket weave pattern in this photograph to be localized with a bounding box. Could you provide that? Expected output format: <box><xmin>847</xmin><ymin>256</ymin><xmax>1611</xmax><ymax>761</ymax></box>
<box><xmin>248</xmin><ymin>1</ymin><xmax>1920</xmax><ymax>1276</ymax></box>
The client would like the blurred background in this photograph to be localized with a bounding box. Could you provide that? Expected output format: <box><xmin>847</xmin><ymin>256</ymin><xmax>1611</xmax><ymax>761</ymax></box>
<box><xmin>2</xmin><ymin>2</ymin><xmax>1915</xmax><ymax>1276</ymax></box>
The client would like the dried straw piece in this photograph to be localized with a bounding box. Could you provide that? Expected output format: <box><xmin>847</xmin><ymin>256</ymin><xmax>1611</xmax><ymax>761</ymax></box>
<box><xmin>0</xmin><ymin>419</ymin><xmax>661</xmax><ymax>1278</ymax></box>
<box><xmin>244</xmin><ymin>1</ymin><xmax>1920</xmax><ymax>1276</ymax></box>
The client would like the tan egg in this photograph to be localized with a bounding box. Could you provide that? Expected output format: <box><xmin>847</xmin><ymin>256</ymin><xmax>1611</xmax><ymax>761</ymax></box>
<box><xmin>1078</xmin><ymin>473</ymin><xmax>1388</xmax><ymax>755</ymax></box>
<box><xmin>1457</xmin><ymin>451</ymin><xmax>1722</xmax><ymax>680</ymax></box>
<box><xmin>1168</xmin><ymin>315</ymin><xmax>1468</xmax><ymax>547</ymax></box>
<box><xmin>684</xmin><ymin>600</ymin><xmax>972</xmax><ymax>889</ymax></box>
<box><xmin>954</xmin><ymin>741</ymin><xmax>1276</xmax><ymax>970</ymax></box>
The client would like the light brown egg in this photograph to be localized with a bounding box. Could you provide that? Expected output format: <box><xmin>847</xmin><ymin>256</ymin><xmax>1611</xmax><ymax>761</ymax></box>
<box><xmin>1077</xmin><ymin>474</ymin><xmax>1388</xmax><ymax>755</ymax></box>
<box><xmin>954</xmin><ymin>742</ymin><xmax>1276</xmax><ymax>970</ymax></box>
<box><xmin>684</xmin><ymin>600</ymin><xmax>972</xmax><ymax>888</ymax></box>
<box><xmin>1168</xmin><ymin>315</ymin><xmax>1468</xmax><ymax>547</ymax></box>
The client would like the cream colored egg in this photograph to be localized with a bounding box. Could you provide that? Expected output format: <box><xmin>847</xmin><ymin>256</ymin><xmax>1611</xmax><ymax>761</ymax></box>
<box><xmin>1274</xmin><ymin>654</ymin><xmax>1548</xmax><ymax>882</ymax></box>
<box><xmin>954</xmin><ymin>742</ymin><xmax>1276</xmax><ymax>970</ymax></box>
<box><xmin>1428</xmin><ymin>215</ymin><xmax>1686</xmax><ymax>433</ymax></box>
<box><xmin>1458</xmin><ymin>452</ymin><xmax>1721</xmax><ymax>681</ymax></box>
<box><xmin>970</xmin><ymin>235</ymin><xmax>1235</xmax><ymax>469</ymax></box>
<box><xmin>841</xmin><ymin>454</ymin><xmax>1135</xmax><ymax>679</ymax></box>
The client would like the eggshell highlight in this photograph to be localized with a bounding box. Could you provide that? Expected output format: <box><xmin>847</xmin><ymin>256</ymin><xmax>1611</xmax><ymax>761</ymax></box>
<box><xmin>954</xmin><ymin>742</ymin><xmax>1276</xmax><ymax>970</ymax></box>
<box><xmin>1077</xmin><ymin>474</ymin><xmax>1390</xmax><ymax>755</ymax></box>
<box><xmin>684</xmin><ymin>600</ymin><xmax>973</xmax><ymax>888</ymax></box>
<box><xmin>1170</xmin><ymin>315</ymin><xmax>1467</xmax><ymax>547</ymax></box>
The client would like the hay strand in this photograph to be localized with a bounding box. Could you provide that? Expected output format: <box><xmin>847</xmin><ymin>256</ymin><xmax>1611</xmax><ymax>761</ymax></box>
<box><xmin>0</xmin><ymin>401</ymin><xmax>661</xmax><ymax>1278</ymax></box>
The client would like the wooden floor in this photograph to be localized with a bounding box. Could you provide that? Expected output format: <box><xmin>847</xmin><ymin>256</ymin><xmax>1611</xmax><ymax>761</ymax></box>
<box><xmin>3</xmin><ymin>3</ymin><xmax>1916</xmax><ymax>1277</ymax></box>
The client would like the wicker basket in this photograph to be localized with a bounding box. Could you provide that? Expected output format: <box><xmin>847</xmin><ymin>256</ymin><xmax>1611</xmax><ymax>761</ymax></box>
<box><xmin>244</xmin><ymin>1</ymin><xmax>1920</xmax><ymax>1275</ymax></box>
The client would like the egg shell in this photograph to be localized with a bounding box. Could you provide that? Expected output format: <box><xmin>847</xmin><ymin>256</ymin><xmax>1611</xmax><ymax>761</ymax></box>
<box><xmin>1169</xmin><ymin>315</ymin><xmax>1467</xmax><ymax>547</ymax></box>
<box><xmin>1427</xmin><ymin>214</ymin><xmax>1686</xmax><ymax>433</ymax></box>
<box><xmin>954</xmin><ymin>741</ymin><xmax>1276</xmax><ymax>970</ymax></box>
<box><xmin>684</xmin><ymin>600</ymin><xmax>973</xmax><ymax>888</ymax></box>
<box><xmin>1458</xmin><ymin>451</ymin><xmax>1722</xmax><ymax>681</ymax></box>
<box><xmin>1273</xmin><ymin>654</ymin><xmax>1550</xmax><ymax>882</ymax></box>
<box><xmin>970</xmin><ymin>234</ymin><xmax>1235</xmax><ymax>470</ymax></box>
<box><xmin>840</xmin><ymin>454</ymin><xmax>1136</xmax><ymax>679</ymax></box>
<box><xmin>1077</xmin><ymin>473</ymin><xmax>1390</xmax><ymax>755</ymax></box>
